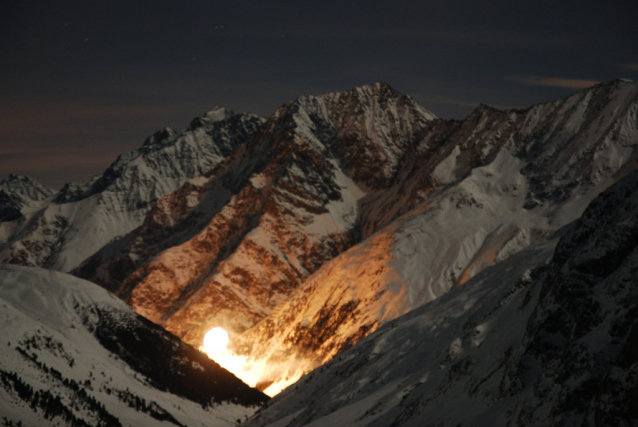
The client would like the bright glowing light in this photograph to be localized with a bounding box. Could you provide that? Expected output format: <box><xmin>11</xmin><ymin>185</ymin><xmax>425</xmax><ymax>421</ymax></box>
<box><xmin>203</xmin><ymin>327</ymin><xmax>229</xmax><ymax>353</ymax></box>
<box><xmin>199</xmin><ymin>326</ymin><xmax>306</xmax><ymax>397</ymax></box>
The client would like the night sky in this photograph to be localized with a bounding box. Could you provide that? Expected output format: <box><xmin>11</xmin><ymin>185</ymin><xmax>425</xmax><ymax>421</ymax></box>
<box><xmin>2</xmin><ymin>0</ymin><xmax>637</xmax><ymax>190</ymax></box>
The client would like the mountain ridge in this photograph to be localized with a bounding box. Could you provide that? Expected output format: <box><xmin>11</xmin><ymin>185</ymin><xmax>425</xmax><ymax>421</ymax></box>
<box><xmin>215</xmin><ymin>78</ymin><xmax>638</xmax><ymax>392</ymax></box>
<box><xmin>70</xmin><ymin>82</ymin><xmax>437</xmax><ymax>349</ymax></box>
<box><xmin>0</xmin><ymin>109</ymin><xmax>264</xmax><ymax>272</ymax></box>
<box><xmin>2</xmin><ymin>80</ymin><xmax>637</xmax><ymax>401</ymax></box>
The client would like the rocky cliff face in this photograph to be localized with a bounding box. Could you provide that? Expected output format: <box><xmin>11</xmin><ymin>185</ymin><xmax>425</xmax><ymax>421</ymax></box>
<box><xmin>74</xmin><ymin>83</ymin><xmax>436</xmax><ymax>348</ymax></box>
<box><xmin>244</xmin><ymin>169</ymin><xmax>638</xmax><ymax>427</ymax></box>
<box><xmin>0</xmin><ymin>108</ymin><xmax>264</xmax><ymax>272</ymax></box>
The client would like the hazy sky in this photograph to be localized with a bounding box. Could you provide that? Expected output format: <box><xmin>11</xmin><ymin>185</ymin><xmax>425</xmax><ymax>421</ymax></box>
<box><xmin>2</xmin><ymin>0</ymin><xmax>637</xmax><ymax>190</ymax></box>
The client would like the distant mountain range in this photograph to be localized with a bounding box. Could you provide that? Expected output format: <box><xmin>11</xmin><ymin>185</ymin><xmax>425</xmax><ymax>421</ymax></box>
<box><xmin>1</xmin><ymin>79</ymin><xmax>637</xmax><ymax>425</ymax></box>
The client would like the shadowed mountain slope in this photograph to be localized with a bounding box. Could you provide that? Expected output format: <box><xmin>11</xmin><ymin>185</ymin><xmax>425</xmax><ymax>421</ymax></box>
<box><xmin>244</xmin><ymin>168</ymin><xmax>638</xmax><ymax>427</ymax></box>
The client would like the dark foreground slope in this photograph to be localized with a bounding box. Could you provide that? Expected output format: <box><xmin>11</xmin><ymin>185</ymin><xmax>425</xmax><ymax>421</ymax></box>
<box><xmin>244</xmin><ymin>170</ymin><xmax>638</xmax><ymax>427</ymax></box>
<box><xmin>0</xmin><ymin>265</ymin><xmax>267</xmax><ymax>427</ymax></box>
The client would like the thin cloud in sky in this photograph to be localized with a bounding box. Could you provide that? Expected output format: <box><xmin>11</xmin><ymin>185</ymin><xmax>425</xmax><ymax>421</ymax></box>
<box><xmin>619</xmin><ymin>63</ymin><xmax>638</xmax><ymax>71</ymax></box>
<box><xmin>505</xmin><ymin>76</ymin><xmax>600</xmax><ymax>89</ymax></box>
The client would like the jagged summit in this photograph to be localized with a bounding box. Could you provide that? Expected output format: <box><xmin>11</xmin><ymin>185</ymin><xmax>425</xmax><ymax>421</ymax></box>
<box><xmin>271</xmin><ymin>82</ymin><xmax>437</xmax><ymax>191</ymax></box>
<box><xmin>0</xmin><ymin>174</ymin><xmax>54</xmax><ymax>222</ymax></box>
<box><xmin>472</xmin><ymin>102</ymin><xmax>505</xmax><ymax>113</ymax></box>
<box><xmin>0</xmin><ymin>173</ymin><xmax>54</xmax><ymax>202</ymax></box>
<box><xmin>203</xmin><ymin>106</ymin><xmax>236</xmax><ymax>122</ymax></box>
<box><xmin>609</xmin><ymin>77</ymin><xmax>635</xmax><ymax>85</ymax></box>
<box><xmin>142</xmin><ymin>126</ymin><xmax>176</xmax><ymax>146</ymax></box>
<box><xmin>189</xmin><ymin>107</ymin><xmax>237</xmax><ymax>129</ymax></box>
<box><xmin>292</xmin><ymin>81</ymin><xmax>437</xmax><ymax>120</ymax></box>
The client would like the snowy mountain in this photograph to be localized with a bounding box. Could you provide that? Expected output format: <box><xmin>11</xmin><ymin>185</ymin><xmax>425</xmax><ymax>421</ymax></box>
<box><xmin>0</xmin><ymin>265</ymin><xmax>267</xmax><ymax>427</ymax></box>
<box><xmin>197</xmin><ymin>79</ymin><xmax>638</xmax><ymax>391</ymax></box>
<box><xmin>0</xmin><ymin>108</ymin><xmax>264</xmax><ymax>272</ymax></box>
<box><xmin>73</xmin><ymin>82</ymin><xmax>435</xmax><ymax>347</ymax></box>
<box><xmin>243</xmin><ymin>168</ymin><xmax>638</xmax><ymax>427</ymax></box>
<box><xmin>3</xmin><ymin>80</ymin><xmax>637</xmax><ymax>402</ymax></box>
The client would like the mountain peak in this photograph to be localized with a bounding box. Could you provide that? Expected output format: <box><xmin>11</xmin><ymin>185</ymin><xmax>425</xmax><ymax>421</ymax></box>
<box><xmin>356</xmin><ymin>81</ymin><xmax>395</xmax><ymax>93</ymax></box>
<box><xmin>0</xmin><ymin>173</ymin><xmax>54</xmax><ymax>202</ymax></box>
<box><xmin>203</xmin><ymin>106</ymin><xmax>235</xmax><ymax>122</ymax></box>
<box><xmin>189</xmin><ymin>107</ymin><xmax>237</xmax><ymax>130</ymax></box>
<box><xmin>290</xmin><ymin>82</ymin><xmax>437</xmax><ymax>123</ymax></box>
<box><xmin>142</xmin><ymin>127</ymin><xmax>176</xmax><ymax>147</ymax></box>
<box><xmin>464</xmin><ymin>102</ymin><xmax>506</xmax><ymax>121</ymax></box>
<box><xmin>578</xmin><ymin>76</ymin><xmax>637</xmax><ymax>95</ymax></box>
<box><xmin>338</xmin><ymin>81</ymin><xmax>402</xmax><ymax>100</ymax></box>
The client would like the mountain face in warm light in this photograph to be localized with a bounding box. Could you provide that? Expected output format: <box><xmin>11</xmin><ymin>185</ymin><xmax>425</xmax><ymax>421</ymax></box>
<box><xmin>2</xmin><ymin>80</ymin><xmax>637</xmax><ymax>403</ymax></box>
<box><xmin>0</xmin><ymin>265</ymin><xmax>268</xmax><ymax>427</ymax></box>
<box><xmin>244</xmin><ymin>168</ymin><xmax>638</xmax><ymax>427</ymax></box>
<box><xmin>73</xmin><ymin>83</ymin><xmax>436</xmax><ymax>347</ymax></box>
<box><xmin>0</xmin><ymin>108</ymin><xmax>264</xmax><ymax>272</ymax></box>
<box><xmin>230</xmin><ymin>79</ymin><xmax>638</xmax><ymax>391</ymax></box>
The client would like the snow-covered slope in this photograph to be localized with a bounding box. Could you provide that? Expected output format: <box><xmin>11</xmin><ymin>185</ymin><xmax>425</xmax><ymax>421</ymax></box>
<box><xmin>73</xmin><ymin>83</ymin><xmax>436</xmax><ymax>347</ymax></box>
<box><xmin>0</xmin><ymin>265</ymin><xmax>268</xmax><ymax>426</ymax></box>
<box><xmin>0</xmin><ymin>108</ymin><xmax>264</xmax><ymax>272</ymax></box>
<box><xmin>225</xmin><ymin>79</ymin><xmax>638</xmax><ymax>391</ymax></box>
<box><xmin>244</xmin><ymin>168</ymin><xmax>638</xmax><ymax>427</ymax></box>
